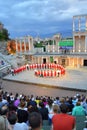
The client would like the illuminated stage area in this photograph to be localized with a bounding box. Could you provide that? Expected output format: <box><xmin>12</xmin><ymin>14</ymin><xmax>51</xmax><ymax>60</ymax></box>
<box><xmin>11</xmin><ymin>63</ymin><xmax>65</xmax><ymax>78</ymax></box>
<box><xmin>3</xmin><ymin>67</ymin><xmax>87</xmax><ymax>92</ymax></box>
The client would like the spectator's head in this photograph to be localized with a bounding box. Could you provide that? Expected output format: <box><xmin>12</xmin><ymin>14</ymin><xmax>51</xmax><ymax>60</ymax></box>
<box><xmin>29</xmin><ymin>112</ymin><xmax>42</xmax><ymax>130</ymax></box>
<box><xmin>86</xmin><ymin>98</ymin><xmax>87</xmax><ymax>103</ymax></box>
<box><xmin>8</xmin><ymin>103</ymin><xmax>17</xmax><ymax>112</ymax></box>
<box><xmin>39</xmin><ymin>102</ymin><xmax>44</xmax><ymax>108</ymax></box>
<box><xmin>47</xmin><ymin>99</ymin><xmax>53</xmax><ymax>106</ymax></box>
<box><xmin>0</xmin><ymin>94</ymin><xmax>2</xmax><ymax>101</ymax></box>
<box><xmin>0</xmin><ymin>116</ymin><xmax>7</xmax><ymax>130</ymax></box>
<box><xmin>60</xmin><ymin>104</ymin><xmax>68</xmax><ymax>113</ymax></box>
<box><xmin>53</xmin><ymin>104</ymin><xmax>60</xmax><ymax>113</ymax></box>
<box><xmin>76</xmin><ymin>101</ymin><xmax>81</xmax><ymax>106</ymax></box>
<box><xmin>7</xmin><ymin>111</ymin><xmax>17</xmax><ymax>125</ymax></box>
<box><xmin>60</xmin><ymin>98</ymin><xmax>65</xmax><ymax>104</ymax></box>
<box><xmin>0</xmin><ymin>105</ymin><xmax>9</xmax><ymax>116</ymax></box>
<box><xmin>28</xmin><ymin>105</ymin><xmax>39</xmax><ymax>113</ymax></box>
<box><xmin>19</xmin><ymin>99</ymin><xmax>26</xmax><ymax>108</ymax></box>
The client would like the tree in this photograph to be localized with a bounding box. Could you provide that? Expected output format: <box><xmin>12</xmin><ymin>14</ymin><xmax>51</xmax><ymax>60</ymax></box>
<box><xmin>0</xmin><ymin>22</ymin><xmax>10</xmax><ymax>41</ymax></box>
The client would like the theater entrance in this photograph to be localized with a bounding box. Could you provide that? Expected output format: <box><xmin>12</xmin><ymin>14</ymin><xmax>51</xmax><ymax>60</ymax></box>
<box><xmin>62</xmin><ymin>59</ymin><xmax>66</xmax><ymax>66</ymax></box>
<box><xmin>43</xmin><ymin>58</ymin><xmax>46</xmax><ymax>64</ymax></box>
<box><xmin>84</xmin><ymin>60</ymin><xmax>87</xmax><ymax>66</ymax></box>
<box><xmin>54</xmin><ymin>61</ymin><xmax>57</xmax><ymax>64</ymax></box>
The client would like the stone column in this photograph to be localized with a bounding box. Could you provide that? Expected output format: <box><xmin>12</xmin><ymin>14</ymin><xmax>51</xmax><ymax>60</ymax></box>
<box><xmin>28</xmin><ymin>36</ymin><xmax>30</xmax><ymax>51</ymax></box>
<box><xmin>24</xmin><ymin>37</ymin><xmax>26</xmax><ymax>52</ymax></box>
<box><xmin>73</xmin><ymin>36</ymin><xmax>75</xmax><ymax>52</ymax></box>
<box><xmin>78</xmin><ymin>17</ymin><xmax>81</xmax><ymax>31</ymax></box>
<box><xmin>86</xmin><ymin>16</ymin><xmax>87</xmax><ymax>31</ymax></box>
<box><xmin>41</xmin><ymin>56</ymin><xmax>43</xmax><ymax>63</ymax></box>
<box><xmin>58</xmin><ymin>42</ymin><xmax>59</xmax><ymax>53</ymax></box>
<box><xmin>38</xmin><ymin>57</ymin><xmax>39</xmax><ymax>64</ymax></box>
<box><xmin>48</xmin><ymin>42</ymin><xmax>50</xmax><ymax>52</ymax></box>
<box><xmin>15</xmin><ymin>38</ymin><xmax>18</xmax><ymax>52</ymax></box>
<box><xmin>85</xmin><ymin>16</ymin><xmax>87</xmax><ymax>52</ymax></box>
<box><xmin>79</xmin><ymin>35</ymin><xmax>81</xmax><ymax>52</ymax></box>
<box><xmin>85</xmin><ymin>36</ymin><xmax>87</xmax><ymax>52</ymax></box>
<box><xmin>31</xmin><ymin>38</ymin><xmax>34</xmax><ymax>51</ymax></box>
<box><xmin>42</xmin><ymin>47</ymin><xmax>43</xmax><ymax>53</ymax></box>
<box><xmin>20</xmin><ymin>38</ymin><xmax>22</xmax><ymax>52</ymax></box>
<box><xmin>73</xmin><ymin>17</ymin><xmax>75</xmax><ymax>32</ymax></box>
<box><xmin>77</xmin><ymin>57</ymin><xmax>78</xmax><ymax>67</ymax></box>
<box><xmin>30</xmin><ymin>37</ymin><xmax>34</xmax><ymax>52</ymax></box>
<box><xmin>53</xmin><ymin>40</ymin><xmax>55</xmax><ymax>52</ymax></box>
<box><xmin>73</xmin><ymin>58</ymin><xmax>74</xmax><ymax>66</ymax></box>
<box><xmin>68</xmin><ymin>57</ymin><xmax>70</xmax><ymax>66</ymax></box>
<box><xmin>81</xmin><ymin>59</ymin><xmax>83</xmax><ymax>66</ymax></box>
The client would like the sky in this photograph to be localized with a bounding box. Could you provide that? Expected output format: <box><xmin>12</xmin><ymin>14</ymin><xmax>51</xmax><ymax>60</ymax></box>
<box><xmin>0</xmin><ymin>0</ymin><xmax>87</xmax><ymax>39</ymax></box>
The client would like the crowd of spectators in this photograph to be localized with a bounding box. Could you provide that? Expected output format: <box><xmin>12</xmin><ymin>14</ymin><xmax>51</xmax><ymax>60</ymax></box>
<box><xmin>0</xmin><ymin>89</ymin><xmax>87</xmax><ymax>130</ymax></box>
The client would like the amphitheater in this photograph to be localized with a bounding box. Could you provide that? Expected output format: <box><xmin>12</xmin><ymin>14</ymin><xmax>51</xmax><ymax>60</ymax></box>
<box><xmin>0</xmin><ymin>60</ymin><xmax>86</xmax><ymax>98</ymax></box>
<box><xmin>0</xmin><ymin>49</ymin><xmax>87</xmax><ymax>97</ymax></box>
<box><xmin>0</xmin><ymin>14</ymin><xmax>87</xmax><ymax>97</ymax></box>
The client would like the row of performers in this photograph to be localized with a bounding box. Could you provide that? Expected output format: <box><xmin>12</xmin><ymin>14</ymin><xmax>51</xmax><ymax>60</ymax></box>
<box><xmin>34</xmin><ymin>69</ymin><xmax>65</xmax><ymax>77</ymax></box>
<box><xmin>26</xmin><ymin>63</ymin><xmax>64</xmax><ymax>70</ymax></box>
<box><xmin>11</xmin><ymin>66</ymin><xmax>26</xmax><ymax>75</ymax></box>
<box><xmin>11</xmin><ymin>63</ymin><xmax>65</xmax><ymax>75</ymax></box>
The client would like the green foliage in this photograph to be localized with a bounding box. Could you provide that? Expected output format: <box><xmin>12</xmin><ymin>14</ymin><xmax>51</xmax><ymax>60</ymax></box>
<box><xmin>34</xmin><ymin>42</ymin><xmax>44</xmax><ymax>48</ymax></box>
<box><xmin>47</xmin><ymin>40</ymin><xmax>56</xmax><ymax>45</ymax></box>
<box><xmin>50</xmin><ymin>56</ymin><xmax>53</xmax><ymax>63</ymax></box>
<box><xmin>0</xmin><ymin>23</ymin><xmax>10</xmax><ymax>41</ymax></box>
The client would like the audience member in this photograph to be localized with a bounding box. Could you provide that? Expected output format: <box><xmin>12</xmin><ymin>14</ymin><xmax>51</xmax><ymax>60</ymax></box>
<box><xmin>72</xmin><ymin>101</ymin><xmax>85</xmax><ymax>116</ymax></box>
<box><xmin>52</xmin><ymin>104</ymin><xmax>76</xmax><ymax>130</ymax></box>
<box><xmin>82</xmin><ymin>97</ymin><xmax>87</xmax><ymax>115</ymax></box>
<box><xmin>0</xmin><ymin>105</ymin><xmax>12</xmax><ymax>130</ymax></box>
<box><xmin>0</xmin><ymin>89</ymin><xmax>87</xmax><ymax>130</ymax></box>
<box><xmin>0</xmin><ymin>94</ymin><xmax>4</xmax><ymax>108</ymax></box>
<box><xmin>49</xmin><ymin>104</ymin><xmax>60</xmax><ymax>125</ymax></box>
<box><xmin>39</xmin><ymin>101</ymin><xmax>48</xmax><ymax>120</ymax></box>
<box><xmin>7</xmin><ymin>111</ymin><xmax>17</xmax><ymax>129</ymax></box>
<box><xmin>0</xmin><ymin>115</ymin><xmax>8</xmax><ymax>130</ymax></box>
<box><xmin>29</xmin><ymin>112</ymin><xmax>42</xmax><ymax>130</ymax></box>
<box><xmin>13</xmin><ymin>120</ymin><xmax>29</xmax><ymax>130</ymax></box>
<box><xmin>15</xmin><ymin>99</ymin><xmax>28</xmax><ymax>124</ymax></box>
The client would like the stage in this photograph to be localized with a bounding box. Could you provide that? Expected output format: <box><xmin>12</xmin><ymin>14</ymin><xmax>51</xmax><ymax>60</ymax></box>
<box><xmin>3</xmin><ymin>67</ymin><xmax>87</xmax><ymax>92</ymax></box>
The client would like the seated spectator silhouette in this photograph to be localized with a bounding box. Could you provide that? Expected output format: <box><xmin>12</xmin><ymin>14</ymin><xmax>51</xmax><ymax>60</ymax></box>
<box><xmin>17</xmin><ymin>99</ymin><xmax>28</xmax><ymax>123</ymax></box>
<box><xmin>29</xmin><ymin>112</ymin><xmax>42</xmax><ymax>130</ymax></box>
<box><xmin>0</xmin><ymin>105</ymin><xmax>12</xmax><ymax>130</ymax></box>
<box><xmin>0</xmin><ymin>115</ymin><xmax>8</xmax><ymax>130</ymax></box>
<box><xmin>82</xmin><ymin>98</ymin><xmax>87</xmax><ymax>115</ymax></box>
<box><xmin>7</xmin><ymin>111</ymin><xmax>29</xmax><ymax>130</ymax></box>
<box><xmin>49</xmin><ymin>104</ymin><xmax>60</xmax><ymax>125</ymax></box>
<box><xmin>52</xmin><ymin>103</ymin><xmax>76</xmax><ymax>130</ymax></box>
<box><xmin>72</xmin><ymin>101</ymin><xmax>85</xmax><ymax>116</ymax></box>
<box><xmin>39</xmin><ymin>101</ymin><xmax>48</xmax><ymax>120</ymax></box>
<box><xmin>0</xmin><ymin>94</ymin><xmax>5</xmax><ymax>109</ymax></box>
<box><xmin>7</xmin><ymin>111</ymin><xmax>17</xmax><ymax>129</ymax></box>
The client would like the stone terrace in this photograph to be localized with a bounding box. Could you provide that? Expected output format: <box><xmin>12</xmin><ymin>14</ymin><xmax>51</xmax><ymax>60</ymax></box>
<box><xmin>3</xmin><ymin>67</ymin><xmax>87</xmax><ymax>92</ymax></box>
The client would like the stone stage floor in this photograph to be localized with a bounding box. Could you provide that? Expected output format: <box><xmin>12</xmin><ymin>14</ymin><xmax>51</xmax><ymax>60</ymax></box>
<box><xmin>3</xmin><ymin>67</ymin><xmax>87</xmax><ymax>92</ymax></box>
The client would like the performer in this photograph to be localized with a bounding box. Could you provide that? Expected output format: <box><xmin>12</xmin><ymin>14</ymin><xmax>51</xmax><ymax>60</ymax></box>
<box><xmin>54</xmin><ymin>70</ymin><xmax>56</xmax><ymax>77</ymax></box>
<box><xmin>41</xmin><ymin>64</ymin><xmax>42</xmax><ymax>69</ymax></box>
<box><xmin>41</xmin><ymin>70</ymin><xmax>43</xmax><ymax>77</ymax></box>
<box><xmin>56</xmin><ymin>70</ymin><xmax>60</xmax><ymax>77</ymax></box>
<box><xmin>26</xmin><ymin>64</ymin><xmax>29</xmax><ymax>70</ymax></box>
<box><xmin>32</xmin><ymin>64</ymin><xmax>35</xmax><ymax>69</ymax></box>
<box><xmin>36</xmin><ymin>64</ymin><xmax>37</xmax><ymax>69</ymax></box>
<box><xmin>49</xmin><ymin>70</ymin><xmax>51</xmax><ymax>77</ymax></box>
<box><xmin>42</xmin><ymin>64</ymin><xmax>44</xmax><ymax>68</ymax></box>
<box><xmin>11</xmin><ymin>68</ymin><xmax>14</xmax><ymax>76</ymax></box>
<box><xmin>34</xmin><ymin>69</ymin><xmax>37</xmax><ymax>76</ymax></box>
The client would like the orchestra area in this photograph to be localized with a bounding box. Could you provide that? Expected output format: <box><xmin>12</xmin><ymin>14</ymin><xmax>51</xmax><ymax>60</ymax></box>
<box><xmin>11</xmin><ymin>63</ymin><xmax>65</xmax><ymax>78</ymax></box>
